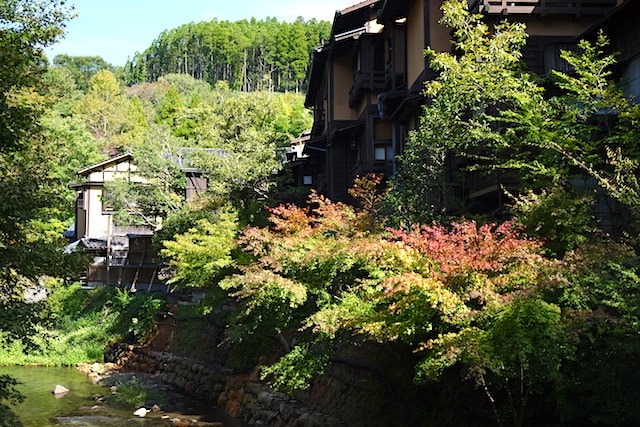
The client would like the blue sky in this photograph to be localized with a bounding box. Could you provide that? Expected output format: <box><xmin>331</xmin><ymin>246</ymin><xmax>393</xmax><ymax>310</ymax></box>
<box><xmin>45</xmin><ymin>0</ymin><xmax>352</xmax><ymax>66</ymax></box>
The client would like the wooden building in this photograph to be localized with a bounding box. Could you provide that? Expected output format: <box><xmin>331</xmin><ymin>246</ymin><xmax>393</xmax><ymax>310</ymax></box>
<box><xmin>67</xmin><ymin>150</ymin><xmax>211</xmax><ymax>291</ymax></box>
<box><xmin>69</xmin><ymin>152</ymin><xmax>150</xmax><ymax>244</ymax></box>
<box><xmin>302</xmin><ymin>0</ymin><xmax>624</xmax><ymax>212</ymax></box>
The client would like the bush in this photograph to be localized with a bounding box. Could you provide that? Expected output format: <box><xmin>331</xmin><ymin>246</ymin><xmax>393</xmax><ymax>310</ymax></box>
<box><xmin>0</xmin><ymin>284</ymin><xmax>166</xmax><ymax>366</ymax></box>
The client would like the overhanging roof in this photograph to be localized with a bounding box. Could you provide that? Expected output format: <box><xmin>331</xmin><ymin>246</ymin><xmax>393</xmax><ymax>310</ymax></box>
<box><xmin>330</xmin><ymin>0</ymin><xmax>384</xmax><ymax>39</ymax></box>
<box><xmin>305</xmin><ymin>45</ymin><xmax>330</xmax><ymax>107</ymax></box>
<box><xmin>377</xmin><ymin>0</ymin><xmax>413</xmax><ymax>23</ymax></box>
<box><xmin>69</xmin><ymin>180</ymin><xmax>107</xmax><ymax>189</ymax></box>
<box><xmin>306</xmin><ymin>1</ymin><xmax>384</xmax><ymax>108</ymax></box>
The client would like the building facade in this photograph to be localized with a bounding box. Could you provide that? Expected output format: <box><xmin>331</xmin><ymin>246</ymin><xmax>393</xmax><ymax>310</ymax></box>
<box><xmin>302</xmin><ymin>0</ymin><xmax>626</xmax><ymax>210</ymax></box>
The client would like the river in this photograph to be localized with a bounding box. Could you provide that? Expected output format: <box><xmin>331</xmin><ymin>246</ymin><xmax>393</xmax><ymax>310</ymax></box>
<box><xmin>0</xmin><ymin>366</ymin><xmax>242</xmax><ymax>426</ymax></box>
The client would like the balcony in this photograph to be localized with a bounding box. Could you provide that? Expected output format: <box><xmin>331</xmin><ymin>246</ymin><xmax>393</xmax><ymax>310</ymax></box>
<box><xmin>469</xmin><ymin>0</ymin><xmax>617</xmax><ymax>16</ymax></box>
<box><xmin>349</xmin><ymin>69</ymin><xmax>387</xmax><ymax>107</ymax></box>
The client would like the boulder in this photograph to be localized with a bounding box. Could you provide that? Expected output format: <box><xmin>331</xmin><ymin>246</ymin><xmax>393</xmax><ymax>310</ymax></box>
<box><xmin>133</xmin><ymin>407</ymin><xmax>149</xmax><ymax>417</ymax></box>
<box><xmin>52</xmin><ymin>385</ymin><xmax>69</xmax><ymax>397</ymax></box>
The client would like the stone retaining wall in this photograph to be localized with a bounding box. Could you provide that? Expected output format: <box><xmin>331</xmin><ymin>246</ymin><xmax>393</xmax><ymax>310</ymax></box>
<box><xmin>105</xmin><ymin>343</ymin><xmax>347</xmax><ymax>426</ymax></box>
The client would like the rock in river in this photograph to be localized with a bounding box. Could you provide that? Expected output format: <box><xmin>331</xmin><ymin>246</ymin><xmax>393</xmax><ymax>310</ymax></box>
<box><xmin>52</xmin><ymin>384</ymin><xmax>70</xmax><ymax>398</ymax></box>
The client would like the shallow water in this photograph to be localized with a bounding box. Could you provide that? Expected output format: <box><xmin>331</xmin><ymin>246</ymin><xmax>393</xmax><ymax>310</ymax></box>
<box><xmin>1</xmin><ymin>366</ymin><xmax>239</xmax><ymax>426</ymax></box>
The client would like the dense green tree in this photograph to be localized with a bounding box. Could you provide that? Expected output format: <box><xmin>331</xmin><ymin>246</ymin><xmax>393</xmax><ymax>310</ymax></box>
<box><xmin>136</xmin><ymin>78</ymin><xmax>309</xmax><ymax>212</ymax></box>
<box><xmin>79</xmin><ymin>69</ymin><xmax>148</xmax><ymax>151</ymax></box>
<box><xmin>40</xmin><ymin>67</ymin><xmax>104</xmax><ymax>214</ymax></box>
<box><xmin>0</xmin><ymin>0</ymin><xmax>75</xmax><ymax>291</ymax></box>
<box><xmin>124</xmin><ymin>18</ymin><xmax>330</xmax><ymax>92</ymax></box>
<box><xmin>0</xmin><ymin>0</ymin><xmax>73</xmax><ymax>152</ymax></box>
<box><xmin>190</xmin><ymin>87</ymin><xmax>309</xmax><ymax>211</ymax></box>
<box><xmin>390</xmin><ymin>0</ymin><xmax>535</xmax><ymax>224</ymax></box>
<box><xmin>0</xmin><ymin>1</ymin><xmax>74</xmax><ymax>424</ymax></box>
<box><xmin>51</xmin><ymin>54</ymin><xmax>114</xmax><ymax>91</ymax></box>
<box><xmin>161</xmin><ymin>209</ymin><xmax>238</xmax><ymax>291</ymax></box>
<box><xmin>104</xmin><ymin>125</ymin><xmax>185</xmax><ymax>229</ymax></box>
<box><xmin>157</xmin><ymin>73</ymin><xmax>212</xmax><ymax>97</ymax></box>
<box><xmin>506</xmin><ymin>33</ymin><xmax>640</xmax><ymax>216</ymax></box>
<box><xmin>102</xmin><ymin>75</ymin><xmax>310</xmax><ymax>249</ymax></box>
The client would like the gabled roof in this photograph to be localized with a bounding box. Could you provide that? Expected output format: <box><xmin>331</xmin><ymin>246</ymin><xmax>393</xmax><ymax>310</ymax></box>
<box><xmin>77</xmin><ymin>152</ymin><xmax>133</xmax><ymax>176</ymax></box>
<box><xmin>331</xmin><ymin>0</ymin><xmax>384</xmax><ymax>39</ymax></box>
<box><xmin>305</xmin><ymin>0</ymin><xmax>385</xmax><ymax>108</ymax></box>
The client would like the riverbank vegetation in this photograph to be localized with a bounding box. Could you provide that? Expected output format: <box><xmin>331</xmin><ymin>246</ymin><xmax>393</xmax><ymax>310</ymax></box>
<box><xmin>2</xmin><ymin>0</ymin><xmax>640</xmax><ymax>426</ymax></box>
<box><xmin>0</xmin><ymin>283</ymin><xmax>164</xmax><ymax>367</ymax></box>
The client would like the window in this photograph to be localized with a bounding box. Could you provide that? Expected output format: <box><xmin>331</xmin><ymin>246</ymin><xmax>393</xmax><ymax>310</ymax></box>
<box><xmin>76</xmin><ymin>190</ymin><xmax>87</xmax><ymax>210</ymax></box>
<box><xmin>374</xmin><ymin>145</ymin><xmax>394</xmax><ymax>161</ymax></box>
<box><xmin>303</xmin><ymin>175</ymin><xmax>313</xmax><ymax>185</ymax></box>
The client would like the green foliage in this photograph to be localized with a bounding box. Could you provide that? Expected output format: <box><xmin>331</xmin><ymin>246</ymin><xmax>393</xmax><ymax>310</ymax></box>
<box><xmin>0</xmin><ymin>296</ymin><xmax>48</xmax><ymax>353</ymax></box>
<box><xmin>157</xmin><ymin>74</ymin><xmax>213</xmax><ymax>97</ymax></box>
<box><xmin>0</xmin><ymin>374</ymin><xmax>24</xmax><ymax>427</ymax></box>
<box><xmin>391</xmin><ymin>0</ymin><xmax>538</xmax><ymax>224</ymax></box>
<box><xmin>0</xmin><ymin>139</ymin><xmax>79</xmax><ymax>312</ymax></box>
<box><xmin>446</xmin><ymin>298</ymin><xmax>568</xmax><ymax>426</ymax></box>
<box><xmin>45</xmin><ymin>281</ymin><xmax>86</xmax><ymax>319</ymax></box>
<box><xmin>260</xmin><ymin>345</ymin><xmax>329</xmax><ymax>394</ymax></box>
<box><xmin>542</xmin><ymin>242</ymin><xmax>640</xmax><ymax>425</ymax></box>
<box><xmin>220</xmin><ymin>268</ymin><xmax>307</xmax><ymax>337</ymax></box>
<box><xmin>166</xmin><ymin>303</ymin><xmax>224</xmax><ymax>361</ymax></box>
<box><xmin>105</xmin><ymin>130</ymin><xmax>185</xmax><ymax>228</ymax></box>
<box><xmin>52</xmin><ymin>55</ymin><xmax>115</xmax><ymax>91</ymax></box>
<box><xmin>0</xmin><ymin>0</ymin><xmax>73</xmax><ymax>153</ymax></box>
<box><xmin>161</xmin><ymin>210</ymin><xmax>239</xmax><ymax>290</ymax></box>
<box><xmin>392</xmin><ymin>0</ymin><xmax>640</xmax><ymax>228</ymax></box>
<box><xmin>504</xmin><ymin>31</ymin><xmax>640</xmax><ymax>216</ymax></box>
<box><xmin>188</xmin><ymin>87</ymin><xmax>310</xmax><ymax>205</ymax></box>
<box><xmin>125</xmin><ymin>18</ymin><xmax>330</xmax><ymax>92</ymax></box>
<box><xmin>79</xmin><ymin>69</ymin><xmax>147</xmax><ymax>149</ymax></box>
<box><xmin>510</xmin><ymin>185</ymin><xmax>596</xmax><ymax>257</ymax></box>
<box><xmin>0</xmin><ymin>0</ymin><xmax>80</xmax><ymax>305</ymax></box>
<box><xmin>0</xmin><ymin>284</ymin><xmax>165</xmax><ymax>366</ymax></box>
<box><xmin>226</xmin><ymin>176</ymin><xmax>618</xmax><ymax>425</ymax></box>
<box><xmin>217</xmin><ymin>187</ymin><xmax>384</xmax><ymax>384</ymax></box>
<box><xmin>103</xmin><ymin>77</ymin><xmax>310</xmax><ymax>226</ymax></box>
<box><xmin>107</xmin><ymin>288</ymin><xmax>165</xmax><ymax>341</ymax></box>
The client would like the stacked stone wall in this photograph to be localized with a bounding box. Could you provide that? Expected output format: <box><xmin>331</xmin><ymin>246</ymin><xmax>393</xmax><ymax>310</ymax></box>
<box><xmin>105</xmin><ymin>343</ymin><xmax>347</xmax><ymax>426</ymax></box>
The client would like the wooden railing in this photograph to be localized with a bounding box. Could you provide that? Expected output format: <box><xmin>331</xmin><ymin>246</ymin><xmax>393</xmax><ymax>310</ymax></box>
<box><xmin>349</xmin><ymin>69</ymin><xmax>386</xmax><ymax>108</ymax></box>
<box><xmin>471</xmin><ymin>0</ymin><xmax>617</xmax><ymax>15</ymax></box>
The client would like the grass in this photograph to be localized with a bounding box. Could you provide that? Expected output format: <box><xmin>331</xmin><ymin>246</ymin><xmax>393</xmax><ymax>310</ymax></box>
<box><xmin>0</xmin><ymin>282</ymin><xmax>166</xmax><ymax>367</ymax></box>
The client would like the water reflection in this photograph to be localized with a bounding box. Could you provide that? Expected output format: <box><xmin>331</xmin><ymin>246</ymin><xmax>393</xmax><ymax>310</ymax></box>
<box><xmin>55</xmin><ymin>416</ymin><xmax>150</xmax><ymax>426</ymax></box>
<box><xmin>1</xmin><ymin>366</ymin><xmax>238</xmax><ymax>427</ymax></box>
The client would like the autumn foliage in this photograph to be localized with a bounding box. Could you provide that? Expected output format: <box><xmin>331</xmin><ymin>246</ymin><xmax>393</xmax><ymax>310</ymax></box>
<box><xmin>158</xmin><ymin>170</ymin><xmax>640</xmax><ymax>425</ymax></box>
<box><xmin>222</xmin><ymin>177</ymin><xmax>561</xmax><ymax>417</ymax></box>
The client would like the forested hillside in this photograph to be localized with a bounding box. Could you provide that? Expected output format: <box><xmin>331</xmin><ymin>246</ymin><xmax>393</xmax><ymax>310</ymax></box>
<box><xmin>123</xmin><ymin>18</ymin><xmax>331</xmax><ymax>92</ymax></box>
